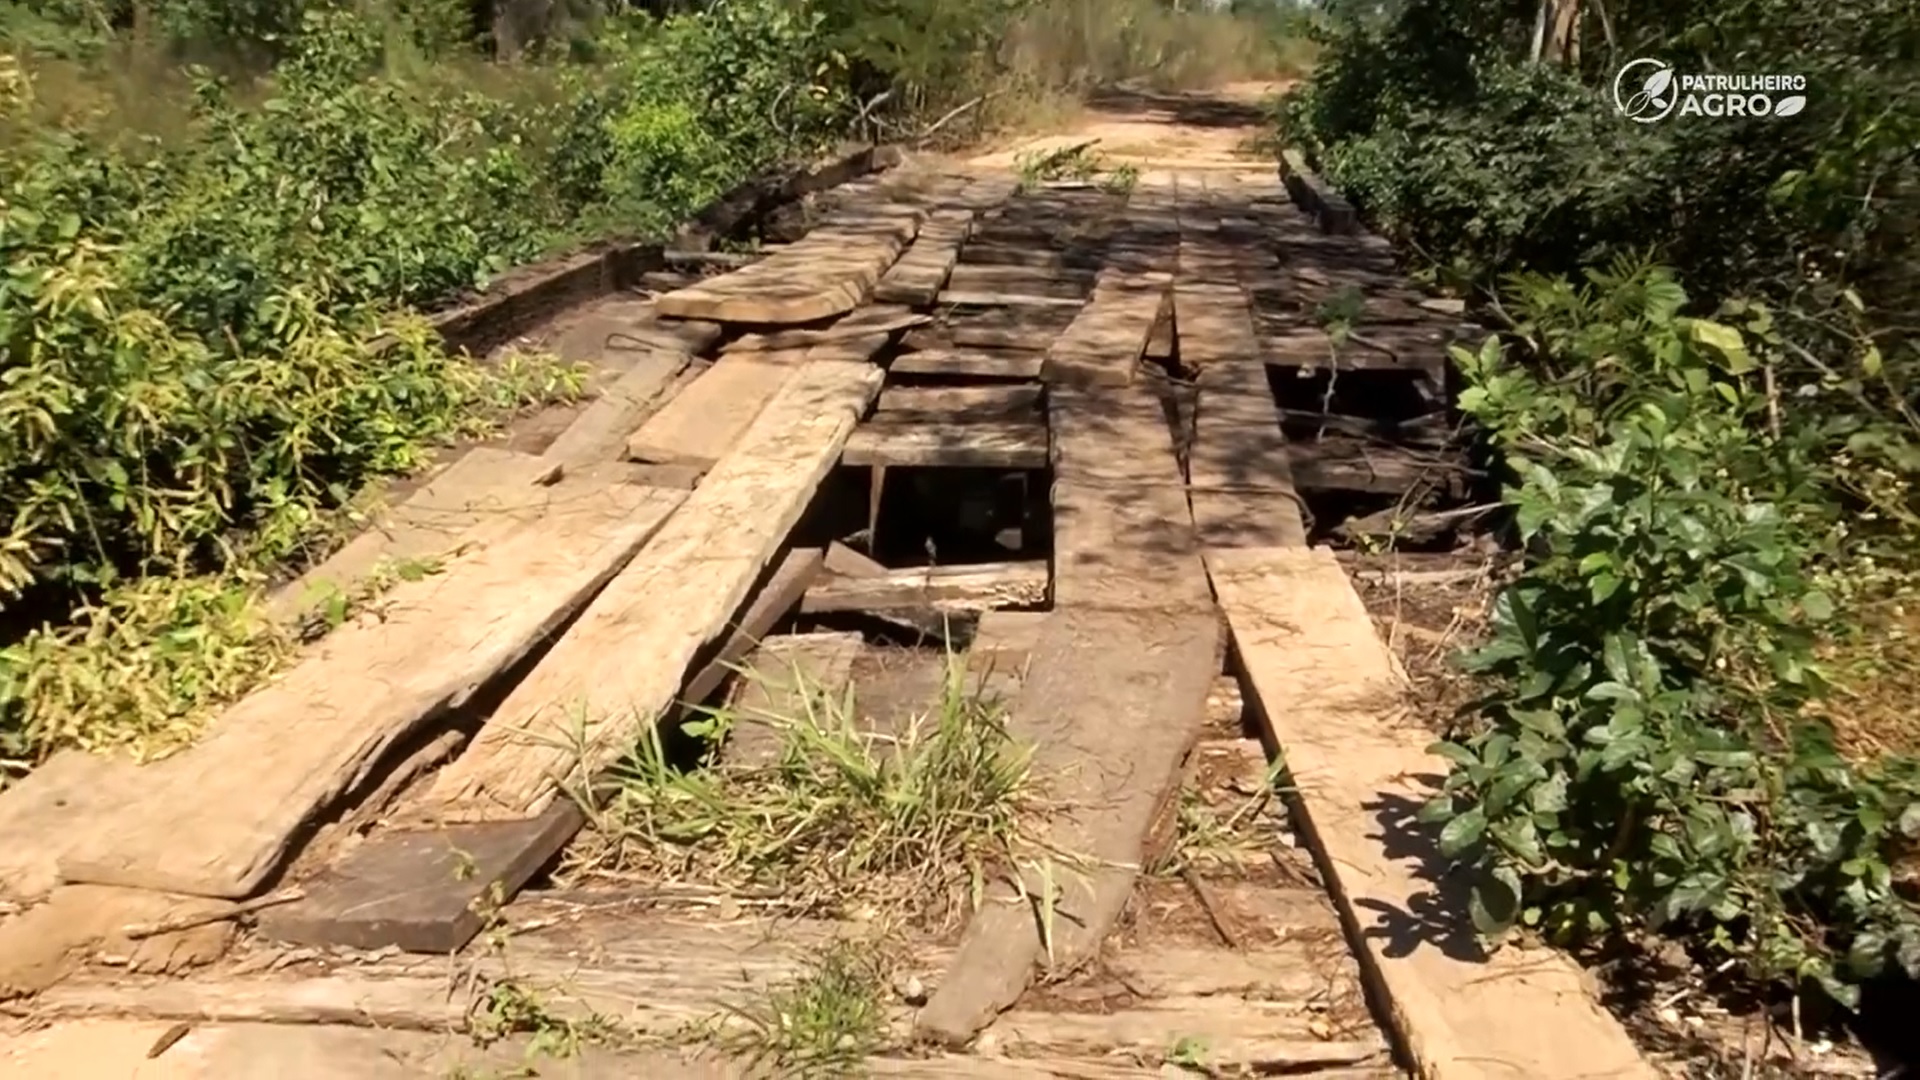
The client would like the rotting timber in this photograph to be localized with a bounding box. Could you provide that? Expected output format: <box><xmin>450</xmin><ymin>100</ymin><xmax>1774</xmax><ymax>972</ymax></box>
<box><xmin>0</xmin><ymin>130</ymin><xmax>1657</xmax><ymax>1080</ymax></box>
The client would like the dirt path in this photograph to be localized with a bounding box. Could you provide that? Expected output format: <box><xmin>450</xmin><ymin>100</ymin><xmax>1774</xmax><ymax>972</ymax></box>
<box><xmin>961</xmin><ymin>82</ymin><xmax>1289</xmax><ymax>171</ymax></box>
<box><xmin>0</xmin><ymin>88</ymin><xmax>1657</xmax><ymax>1080</ymax></box>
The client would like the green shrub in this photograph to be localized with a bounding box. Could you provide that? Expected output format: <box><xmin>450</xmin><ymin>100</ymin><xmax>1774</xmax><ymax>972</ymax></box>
<box><xmin>1429</xmin><ymin>261</ymin><xmax>1920</xmax><ymax>1004</ymax></box>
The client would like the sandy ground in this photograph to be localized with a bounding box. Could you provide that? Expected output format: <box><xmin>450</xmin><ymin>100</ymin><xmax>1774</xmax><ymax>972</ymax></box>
<box><xmin>963</xmin><ymin>79</ymin><xmax>1290</xmax><ymax>170</ymax></box>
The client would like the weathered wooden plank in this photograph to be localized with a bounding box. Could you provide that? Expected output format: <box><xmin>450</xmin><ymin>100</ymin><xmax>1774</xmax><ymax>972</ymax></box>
<box><xmin>55</xmin><ymin>476</ymin><xmax>689</xmax><ymax>898</ymax></box>
<box><xmin>799</xmin><ymin>561</ymin><xmax>1048</xmax><ymax>615</ymax></box>
<box><xmin>989</xmin><ymin>1006</ymin><xmax>1386</xmax><ymax>1071</ymax></box>
<box><xmin>258</xmin><ymin>547</ymin><xmax>828</xmax><ymax>955</ymax></box>
<box><xmin>422</xmin><ymin>361</ymin><xmax>884</xmax><ymax>820</ymax></box>
<box><xmin>721</xmin><ymin>631</ymin><xmax>865</xmax><ymax>770</ymax></box>
<box><xmin>1289</xmin><ymin>438</ymin><xmax>1468</xmax><ymax>496</ymax></box>
<box><xmin>888</xmin><ymin>349</ymin><xmax>1045</xmax><ymax>381</ymax></box>
<box><xmin>944</xmin><ymin>263</ymin><xmax>1095</xmax><ymax>298</ymax></box>
<box><xmin>915</xmin><ymin>382</ymin><xmax>1220</xmax><ymax>1048</ymax></box>
<box><xmin>902</xmin><ymin>306</ymin><xmax>1074</xmax><ymax>352</ymax></box>
<box><xmin>936</xmin><ymin>289</ymin><xmax>1085</xmax><ymax>309</ymax></box>
<box><xmin>1264</xmin><ymin>324</ymin><xmax>1452</xmax><ymax>374</ymax></box>
<box><xmin>843</xmin><ymin>419</ymin><xmax>1048</xmax><ymax>469</ymax></box>
<box><xmin>914</xmin><ymin>606</ymin><xmax>1222</xmax><ymax>1047</ymax></box>
<box><xmin>1181</xmin><ymin>280</ymin><xmax>1307</xmax><ymax>548</ymax></box>
<box><xmin>624</xmin><ymin>352</ymin><xmax>802</xmax><ymax>469</ymax></box>
<box><xmin>873</xmin><ymin>208</ymin><xmax>974</xmax><ymax>305</ymax></box>
<box><xmin>264</xmin><ymin>447</ymin><xmax>561</xmax><ymax>623</ymax></box>
<box><xmin>1041</xmin><ymin>271</ymin><xmax>1171</xmax><ymax>388</ymax></box>
<box><xmin>1208</xmin><ymin>546</ymin><xmax>1659</xmax><ymax>1080</ymax></box>
<box><xmin>1173</xmin><ymin>282</ymin><xmax>1258</xmax><ymax>369</ymax></box>
<box><xmin>719</xmin><ymin>305</ymin><xmax>925</xmax><ymax>353</ymax></box>
<box><xmin>540</xmin><ymin>346</ymin><xmax>693</xmax><ymax>468</ymax></box>
<box><xmin>258</xmin><ymin>805</ymin><xmax>585</xmax><ymax>953</ymax></box>
<box><xmin>0</xmin><ymin>1021</ymin><xmax>740</xmax><ymax>1080</ymax></box>
<box><xmin>654</xmin><ymin>205</ymin><xmax>923</xmax><ymax>324</ymax></box>
<box><xmin>875</xmin><ymin>384</ymin><xmax>1043</xmax><ymax>421</ymax></box>
<box><xmin>1048</xmin><ymin>387</ymin><xmax>1216</xmax><ymax>612</ymax></box>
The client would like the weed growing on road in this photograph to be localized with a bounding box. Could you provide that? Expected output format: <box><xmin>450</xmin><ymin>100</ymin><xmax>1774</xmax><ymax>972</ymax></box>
<box><xmin>568</xmin><ymin>650</ymin><xmax>1034</xmax><ymax>925</ymax></box>
<box><xmin>717</xmin><ymin>939</ymin><xmax>891</xmax><ymax>1076</ymax></box>
<box><xmin>1013</xmin><ymin>139</ymin><xmax>1136</xmax><ymax>195</ymax></box>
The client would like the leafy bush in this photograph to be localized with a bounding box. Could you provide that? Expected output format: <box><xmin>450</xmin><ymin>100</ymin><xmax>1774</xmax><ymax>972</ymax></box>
<box><xmin>1280</xmin><ymin>0</ymin><xmax>1920</xmax><ymax>1004</ymax></box>
<box><xmin>1428</xmin><ymin>261</ymin><xmax>1920</xmax><ymax>1004</ymax></box>
<box><xmin>0</xmin><ymin>0</ymin><xmax>851</xmax><ymax>775</ymax></box>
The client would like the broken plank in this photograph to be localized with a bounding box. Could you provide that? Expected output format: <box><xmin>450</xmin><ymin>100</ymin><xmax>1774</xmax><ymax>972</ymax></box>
<box><xmin>817</xmin><ymin>542</ymin><xmax>951</xmax><ymax>643</ymax></box>
<box><xmin>1207</xmin><ymin>546</ymin><xmax>1659</xmax><ymax>1080</ymax></box>
<box><xmin>624</xmin><ymin>352</ymin><xmax>802</xmax><ymax>469</ymax></box>
<box><xmin>915</xmin><ymin>380</ymin><xmax>1220</xmax><ymax>1047</ymax></box>
<box><xmin>1042</xmin><ymin>271</ymin><xmax>1170</xmax><ymax>387</ymax></box>
<box><xmin>913</xmin><ymin>604</ymin><xmax>1222</xmax><ymax>1047</ymax></box>
<box><xmin>722</xmin><ymin>631</ymin><xmax>865</xmax><ymax>770</ymax></box>
<box><xmin>654</xmin><ymin>205</ymin><xmax>923</xmax><ymax>324</ymax></box>
<box><xmin>55</xmin><ymin>477</ymin><xmax>690</xmax><ymax>899</ymax></box>
<box><xmin>260</xmin><ymin>549</ymin><xmax>827</xmax><ymax>954</ymax></box>
<box><xmin>843</xmin><ymin>418</ymin><xmax>1047</xmax><ymax>469</ymax></box>
<box><xmin>888</xmin><ymin>349</ymin><xmax>1044</xmax><ymax>381</ymax></box>
<box><xmin>873</xmin><ymin>208</ymin><xmax>975</xmax><ymax>305</ymax></box>
<box><xmin>539</xmin><ymin>346</ymin><xmax>693</xmax><ymax>469</ymax></box>
<box><xmin>875</xmin><ymin>385</ymin><xmax>1043</xmax><ymax>421</ymax></box>
<box><xmin>799</xmin><ymin>561</ymin><xmax>1048</xmax><ymax>615</ymax></box>
<box><xmin>422</xmin><ymin>360</ymin><xmax>884</xmax><ymax>820</ymax></box>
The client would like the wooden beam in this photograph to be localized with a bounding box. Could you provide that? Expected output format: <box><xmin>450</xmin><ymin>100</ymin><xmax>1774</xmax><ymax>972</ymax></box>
<box><xmin>936</xmin><ymin>290</ymin><xmax>1085</xmax><ymax>309</ymax></box>
<box><xmin>875</xmin><ymin>385</ymin><xmax>1043</xmax><ymax>421</ymax></box>
<box><xmin>799</xmin><ymin>561</ymin><xmax>1048</xmax><ymax>615</ymax></box>
<box><xmin>1208</xmin><ymin>546</ymin><xmax>1659</xmax><ymax>1080</ymax></box>
<box><xmin>914</xmin><ymin>384</ymin><xmax>1220</xmax><ymax>1048</ymax></box>
<box><xmin>654</xmin><ymin>205</ymin><xmax>923</xmax><ymax>324</ymax></box>
<box><xmin>1041</xmin><ymin>271</ymin><xmax>1171</xmax><ymax>388</ymax></box>
<box><xmin>873</xmin><ymin>208</ymin><xmax>974</xmax><ymax>305</ymax></box>
<box><xmin>842</xmin><ymin>419</ymin><xmax>1048</xmax><ymax>469</ymax></box>
<box><xmin>624</xmin><ymin>353</ymin><xmax>801</xmax><ymax>470</ymax></box>
<box><xmin>422</xmin><ymin>361</ymin><xmax>883</xmax><ymax>821</ymax></box>
<box><xmin>888</xmin><ymin>350</ymin><xmax>1045</xmax><ymax>381</ymax></box>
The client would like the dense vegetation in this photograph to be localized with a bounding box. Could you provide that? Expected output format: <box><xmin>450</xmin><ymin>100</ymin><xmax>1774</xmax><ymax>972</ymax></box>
<box><xmin>0</xmin><ymin>0</ymin><xmax>1304</xmax><ymax>777</ymax></box>
<box><xmin>1281</xmin><ymin>0</ymin><xmax>1919</xmax><ymax>1007</ymax></box>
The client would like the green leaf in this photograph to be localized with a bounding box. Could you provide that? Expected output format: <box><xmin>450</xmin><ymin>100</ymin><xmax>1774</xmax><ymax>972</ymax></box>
<box><xmin>1469</xmin><ymin>865</ymin><xmax>1523</xmax><ymax>938</ymax></box>
<box><xmin>1439</xmin><ymin>806</ymin><xmax>1488</xmax><ymax>858</ymax></box>
<box><xmin>1801</xmin><ymin>589</ymin><xmax>1834</xmax><ymax>621</ymax></box>
<box><xmin>1898</xmin><ymin>803</ymin><xmax>1920</xmax><ymax>839</ymax></box>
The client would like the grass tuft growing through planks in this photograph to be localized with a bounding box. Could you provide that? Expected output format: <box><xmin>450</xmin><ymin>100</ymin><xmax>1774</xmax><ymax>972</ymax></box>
<box><xmin>1152</xmin><ymin>754</ymin><xmax>1290</xmax><ymax>877</ymax></box>
<box><xmin>717</xmin><ymin>938</ymin><xmax>891</xmax><ymax>1076</ymax></box>
<box><xmin>564</xmin><ymin>649</ymin><xmax>1035</xmax><ymax>925</ymax></box>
